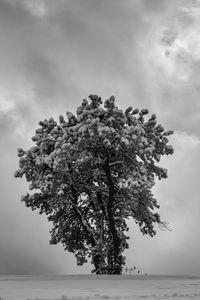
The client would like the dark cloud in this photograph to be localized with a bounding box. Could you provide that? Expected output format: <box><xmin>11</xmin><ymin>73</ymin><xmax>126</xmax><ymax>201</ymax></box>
<box><xmin>22</xmin><ymin>49</ymin><xmax>67</xmax><ymax>106</ymax></box>
<box><xmin>0</xmin><ymin>0</ymin><xmax>29</xmax><ymax>22</ymax></box>
<box><xmin>141</xmin><ymin>0</ymin><xmax>167</xmax><ymax>12</ymax></box>
<box><xmin>44</xmin><ymin>0</ymin><xmax>155</xmax><ymax>111</ymax></box>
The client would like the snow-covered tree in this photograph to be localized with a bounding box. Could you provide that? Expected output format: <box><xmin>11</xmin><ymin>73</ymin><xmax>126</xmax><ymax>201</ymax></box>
<box><xmin>15</xmin><ymin>95</ymin><xmax>174</xmax><ymax>274</ymax></box>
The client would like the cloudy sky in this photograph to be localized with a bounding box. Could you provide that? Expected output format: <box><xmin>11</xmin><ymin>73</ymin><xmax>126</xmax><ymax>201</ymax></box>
<box><xmin>1</xmin><ymin>0</ymin><xmax>200</xmax><ymax>276</ymax></box>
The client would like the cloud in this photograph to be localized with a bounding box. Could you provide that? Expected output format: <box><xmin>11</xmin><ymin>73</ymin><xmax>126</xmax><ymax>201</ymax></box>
<box><xmin>22</xmin><ymin>48</ymin><xmax>66</xmax><ymax>106</ymax></box>
<box><xmin>141</xmin><ymin>0</ymin><xmax>168</xmax><ymax>14</ymax></box>
<box><xmin>146</xmin><ymin>0</ymin><xmax>200</xmax><ymax>85</ymax></box>
<box><xmin>22</xmin><ymin>0</ymin><xmax>48</xmax><ymax>17</ymax></box>
<box><xmin>2</xmin><ymin>0</ymin><xmax>48</xmax><ymax>17</ymax></box>
<box><xmin>0</xmin><ymin>87</ymin><xmax>15</xmax><ymax>113</ymax></box>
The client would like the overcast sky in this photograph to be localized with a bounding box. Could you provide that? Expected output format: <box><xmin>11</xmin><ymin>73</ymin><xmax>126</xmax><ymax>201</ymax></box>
<box><xmin>1</xmin><ymin>0</ymin><xmax>200</xmax><ymax>276</ymax></box>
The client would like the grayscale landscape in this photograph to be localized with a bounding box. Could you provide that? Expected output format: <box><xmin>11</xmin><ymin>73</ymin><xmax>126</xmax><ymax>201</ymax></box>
<box><xmin>0</xmin><ymin>0</ymin><xmax>200</xmax><ymax>299</ymax></box>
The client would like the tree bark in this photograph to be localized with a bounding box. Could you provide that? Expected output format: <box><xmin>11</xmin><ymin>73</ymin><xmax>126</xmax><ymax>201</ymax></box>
<box><xmin>104</xmin><ymin>152</ymin><xmax>122</xmax><ymax>274</ymax></box>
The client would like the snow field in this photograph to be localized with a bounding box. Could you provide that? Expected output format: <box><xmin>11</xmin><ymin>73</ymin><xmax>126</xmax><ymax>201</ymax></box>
<box><xmin>0</xmin><ymin>275</ymin><xmax>200</xmax><ymax>300</ymax></box>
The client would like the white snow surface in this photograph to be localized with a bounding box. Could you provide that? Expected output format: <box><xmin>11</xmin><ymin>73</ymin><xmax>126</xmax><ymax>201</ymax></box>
<box><xmin>0</xmin><ymin>274</ymin><xmax>200</xmax><ymax>300</ymax></box>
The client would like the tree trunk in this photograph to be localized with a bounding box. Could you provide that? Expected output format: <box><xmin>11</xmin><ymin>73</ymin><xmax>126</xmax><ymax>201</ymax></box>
<box><xmin>107</xmin><ymin>204</ymin><xmax>122</xmax><ymax>274</ymax></box>
<box><xmin>104</xmin><ymin>152</ymin><xmax>122</xmax><ymax>274</ymax></box>
<box><xmin>93</xmin><ymin>253</ymin><xmax>101</xmax><ymax>274</ymax></box>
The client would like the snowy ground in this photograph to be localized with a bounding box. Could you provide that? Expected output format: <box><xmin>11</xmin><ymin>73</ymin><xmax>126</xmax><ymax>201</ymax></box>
<box><xmin>0</xmin><ymin>275</ymin><xmax>200</xmax><ymax>300</ymax></box>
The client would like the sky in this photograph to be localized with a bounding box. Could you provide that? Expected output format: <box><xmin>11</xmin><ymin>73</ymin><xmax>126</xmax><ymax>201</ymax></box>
<box><xmin>0</xmin><ymin>0</ymin><xmax>200</xmax><ymax>276</ymax></box>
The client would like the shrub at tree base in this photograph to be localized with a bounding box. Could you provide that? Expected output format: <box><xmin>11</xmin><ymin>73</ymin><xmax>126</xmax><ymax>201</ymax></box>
<box><xmin>14</xmin><ymin>95</ymin><xmax>174</xmax><ymax>274</ymax></box>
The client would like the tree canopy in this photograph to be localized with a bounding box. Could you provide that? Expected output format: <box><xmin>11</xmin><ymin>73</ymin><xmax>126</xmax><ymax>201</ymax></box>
<box><xmin>15</xmin><ymin>95</ymin><xmax>174</xmax><ymax>274</ymax></box>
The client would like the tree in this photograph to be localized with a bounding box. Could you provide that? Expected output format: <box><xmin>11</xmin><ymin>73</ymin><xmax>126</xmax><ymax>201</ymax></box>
<box><xmin>14</xmin><ymin>95</ymin><xmax>174</xmax><ymax>274</ymax></box>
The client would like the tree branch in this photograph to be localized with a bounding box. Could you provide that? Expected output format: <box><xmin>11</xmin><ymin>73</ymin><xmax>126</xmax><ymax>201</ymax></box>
<box><xmin>109</xmin><ymin>161</ymin><xmax>123</xmax><ymax>167</ymax></box>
